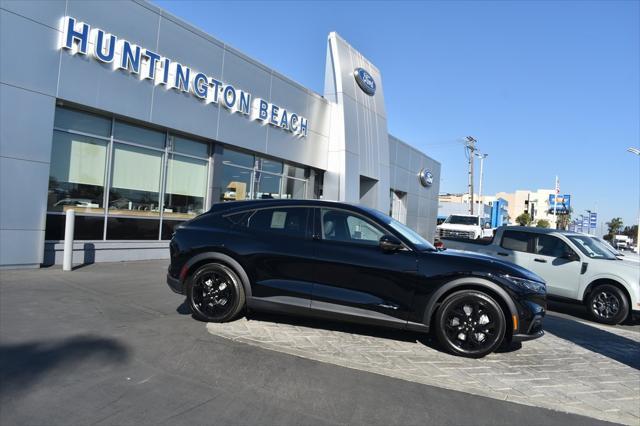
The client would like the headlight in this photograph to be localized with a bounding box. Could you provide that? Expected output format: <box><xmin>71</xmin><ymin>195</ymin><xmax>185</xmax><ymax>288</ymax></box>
<box><xmin>501</xmin><ymin>275</ymin><xmax>546</xmax><ymax>294</ymax></box>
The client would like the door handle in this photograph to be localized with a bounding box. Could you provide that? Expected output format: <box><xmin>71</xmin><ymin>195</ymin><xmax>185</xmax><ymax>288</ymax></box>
<box><xmin>497</xmin><ymin>252</ymin><xmax>509</xmax><ymax>256</ymax></box>
<box><xmin>534</xmin><ymin>258</ymin><xmax>547</xmax><ymax>263</ymax></box>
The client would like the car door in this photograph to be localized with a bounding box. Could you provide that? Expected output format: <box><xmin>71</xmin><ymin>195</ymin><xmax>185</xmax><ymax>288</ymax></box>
<box><xmin>526</xmin><ymin>234</ymin><xmax>583</xmax><ymax>299</ymax></box>
<box><xmin>309</xmin><ymin>207</ymin><xmax>418</xmax><ymax>326</ymax></box>
<box><xmin>233</xmin><ymin>206</ymin><xmax>315</xmax><ymax>308</ymax></box>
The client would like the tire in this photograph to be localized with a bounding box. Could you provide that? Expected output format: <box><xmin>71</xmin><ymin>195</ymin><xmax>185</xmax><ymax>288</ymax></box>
<box><xmin>586</xmin><ymin>284</ymin><xmax>629</xmax><ymax>325</ymax></box>
<box><xmin>434</xmin><ymin>290</ymin><xmax>506</xmax><ymax>358</ymax></box>
<box><xmin>186</xmin><ymin>263</ymin><xmax>246</xmax><ymax>322</ymax></box>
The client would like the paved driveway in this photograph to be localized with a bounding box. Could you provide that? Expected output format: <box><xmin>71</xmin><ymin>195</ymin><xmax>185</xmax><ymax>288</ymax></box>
<box><xmin>1</xmin><ymin>260</ymin><xmax>637</xmax><ymax>425</ymax></box>
<box><xmin>208</xmin><ymin>311</ymin><xmax>639</xmax><ymax>425</ymax></box>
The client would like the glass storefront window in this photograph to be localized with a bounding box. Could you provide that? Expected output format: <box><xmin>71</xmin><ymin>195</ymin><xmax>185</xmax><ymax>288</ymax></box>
<box><xmin>48</xmin><ymin>131</ymin><xmax>107</xmax><ymax>214</ymax></box>
<box><xmin>282</xmin><ymin>177</ymin><xmax>306</xmax><ymax>199</ymax></box>
<box><xmin>171</xmin><ymin>135</ymin><xmax>208</xmax><ymax>158</ymax></box>
<box><xmin>114</xmin><ymin>120</ymin><xmax>165</xmax><ymax>149</ymax></box>
<box><xmin>253</xmin><ymin>171</ymin><xmax>281</xmax><ymax>200</ymax></box>
<box><xmin>54</xmin><ymin>107</ymin><xmax>111</xmax><ymax>137</ymax></box>
<box><xmin>106</xmin><ymin>217</ymin><xmax>159</xmax><ymax>240</ymax></box>
<box><xmin>45</xmin><ymin>214</ymin><xmax>105</xmax><ymax>240</ymax></box>
<box><xmin>221</xmin><ymin>147</ymin><xmax>254</xmax><ymax>168</ymax></box>
<box><xmin>256</xmin><ymin>157</ymin><xmax>283</xmax><ymax>174</ymax></box>
<box><xmin>220</xmin><ymin>163</ymin><xmax>252</xmax><ymax>202</ymax></box>
<box><xmin>163</xmin><ymin>154</ymin><xmax>208</xmax><ymax>219</ymax></box>
<box><xmin>108</xmin><ymin>143</ymin><xmax>162</xmax><ymax>217</ymax></box>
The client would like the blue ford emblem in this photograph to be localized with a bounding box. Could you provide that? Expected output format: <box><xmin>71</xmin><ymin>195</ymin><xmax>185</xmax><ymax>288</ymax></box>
<box><xmin>419</xmin><ymin>169</ymin><xmax>433</xmax><ymax>187</ymax></box>
<box><xmin>354</xmin><ymin>68</ymin><xmax>376</xmax><ymax>96</ymax></box>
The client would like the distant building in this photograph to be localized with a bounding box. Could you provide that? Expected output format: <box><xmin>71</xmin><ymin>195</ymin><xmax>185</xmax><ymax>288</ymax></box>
<box><xmin>495</xmin><ymin>189</ymin><xmax>561</xmax><ymax>227</ymax></box>
<box><xmin>437</xmin><ymin>193</ymin><xmax>508</xmax><ymax>228</ymax></box>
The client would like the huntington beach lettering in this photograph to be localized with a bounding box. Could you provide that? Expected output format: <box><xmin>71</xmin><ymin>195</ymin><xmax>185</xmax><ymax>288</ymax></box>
<box><xmin>59</xmin><ymin>16</ymin><xmax>309</xmax><ymax>137</ymax></box>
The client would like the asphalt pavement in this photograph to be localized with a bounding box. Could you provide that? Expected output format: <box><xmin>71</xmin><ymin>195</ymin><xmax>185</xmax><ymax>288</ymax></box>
<box><xmin>0</xmin><ymin>260</ymin><xmax>628</xmax><ymax>426</ymax></box>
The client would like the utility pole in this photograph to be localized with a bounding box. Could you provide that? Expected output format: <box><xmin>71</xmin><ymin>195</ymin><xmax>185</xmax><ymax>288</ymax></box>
<box><xmin>465</xmin><ymin>136</ymin><xmax>477</xmax><ymax>215</ymax></box>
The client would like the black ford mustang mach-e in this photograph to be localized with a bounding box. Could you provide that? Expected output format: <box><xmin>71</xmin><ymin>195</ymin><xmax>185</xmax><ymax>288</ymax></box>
<box><xmin>167</xmin><ymin>200</ymin><xmax>545</xmax><ymax>357</ymax></box>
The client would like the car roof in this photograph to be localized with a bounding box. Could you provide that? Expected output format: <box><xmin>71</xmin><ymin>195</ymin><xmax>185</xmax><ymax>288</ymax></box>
<box><xmin>208</xmin><ymin>199</ymin><xmax>383</xmax><ymax>216</ymax></box>
<box><xmin>499</xmin><ymin>225</ymin><xmax>583</xmax><ymax>237</ymax></box>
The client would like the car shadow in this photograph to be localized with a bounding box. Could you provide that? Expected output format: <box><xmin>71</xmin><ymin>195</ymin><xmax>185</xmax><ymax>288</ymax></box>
<box><xmin>544</xmin><ymin>313</ymin><xmax>640</xmax><ymax>370</ymax></box>
<box><xmin>0</xmin><ymin>335</ymin><xmax>129</xmax><ymax>396</ymax></box>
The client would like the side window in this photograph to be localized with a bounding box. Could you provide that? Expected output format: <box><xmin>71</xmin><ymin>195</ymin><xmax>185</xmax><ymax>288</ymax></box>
<box><xmin>501</xmin><ymin>231</ymin><xmax>533</xmax><ymax>252</ymax></box>
<box><xmin>536</xmin><ymin>235</ymin><xmax>572</xmax><ymax>258</ymax></box>
<box><xmin>244</xmin><ymin>208</ymin><xmax>309</xmax><ymax>238</ymax></box>
<box><xmin>320</xmin><ymin>208</ymin><xmax>385</xmax><ymax>245</ymax></box>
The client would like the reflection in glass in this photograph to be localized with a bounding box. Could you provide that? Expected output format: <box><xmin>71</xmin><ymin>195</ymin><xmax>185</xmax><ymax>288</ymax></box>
<box><xmin>256</xmin><ymin>157</ymin><xmax>283</xmax><ymax>174</ymax></box>
<box><xmin>48</xmin><ymin>131</ymin><xmax>107</xmax><ymax>214</ymax></box>
<box><xmin>282</xmin><ymin>177</ymin><xmax>306</xmax><ymax>199</ymax></box>
<box><xmin>220</xmin><ymin>164</ymin><xmax>252</xmax><ymax>202</ymax></box>
<box><xmin>221</xmin><ymin>147</ymin><xmax>254</xmax><ymax>168</ymax></box>
<box><xmin>109</xmin><ymin>144</ymin><xmax>162</xmax><ymax>217</ymax></box>
<box><xmin>254</xmin><ymin>171</ymin><xmax>281</xmax><ymax>200</ymax></box>
<box><xmin>163</xmin><ymin>154</ymin><xmax>208</xmax><ymax>219</ymax></box>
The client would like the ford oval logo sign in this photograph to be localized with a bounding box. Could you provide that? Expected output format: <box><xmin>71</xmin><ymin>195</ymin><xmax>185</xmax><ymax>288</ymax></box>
<box><xmin>354</xmin><ymin>68</ymin><xmax>376</xmax><ymax>96</ymax></box>
<box><xmin>419</xmin><ymin>169</ymin><xmax>433</xmax><ymax>187</ymax></box>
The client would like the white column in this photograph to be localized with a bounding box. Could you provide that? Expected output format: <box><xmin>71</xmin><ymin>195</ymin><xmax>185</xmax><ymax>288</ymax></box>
<box><xmin>62</xmin><ymin>209</ymin><xmax>75</xmax><ymax>271</ymax></box>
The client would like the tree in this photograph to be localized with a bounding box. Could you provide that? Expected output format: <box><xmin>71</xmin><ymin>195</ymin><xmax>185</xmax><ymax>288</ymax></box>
<box><xmin>607</xmin><ymin>218</ymin><xmax>624</xmax><ymax>237</ymax></box>
<box><xmin>536</xmin><ymin>219</ymin><xmax>550</xmax><ymax>228</ymax></box>
<box><xmin>554</xmin><ymin>207</ymin><xmax>573</xmax><ymax>230</ymax></box>
<box><xmin>515</xmin><ymin>212</ymin><xmax>532</xmax><ymax>226</ymax></box>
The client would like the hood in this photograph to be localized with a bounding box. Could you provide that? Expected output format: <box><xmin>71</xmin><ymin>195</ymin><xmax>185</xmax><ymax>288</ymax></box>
<box><xmin>427</xmin><ymin>249</ymin><xmax>545</xmax><ymax>283</ymax></box>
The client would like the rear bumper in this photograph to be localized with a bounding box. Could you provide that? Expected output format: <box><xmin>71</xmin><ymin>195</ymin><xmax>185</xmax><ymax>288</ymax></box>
<box><xmin>167</xmin><ymin>273</ymin><xmax>184</xmax><ymax>295</ymax></box>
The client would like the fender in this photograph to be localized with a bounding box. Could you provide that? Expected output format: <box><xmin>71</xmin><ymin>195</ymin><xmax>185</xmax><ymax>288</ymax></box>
<box><xmin>183</xmin><ymin>252</ymin><xmax>252</xmax><ymax>298</ymax></box>
<box><xmin>579</xmin><ymin>272</ymin><xmax>633</xmax><ymax>303</ymax></box>
<box><xmin>421</xmin><ymin>277</ymin><xmax>519</xmax><ymax>333</ymax></box>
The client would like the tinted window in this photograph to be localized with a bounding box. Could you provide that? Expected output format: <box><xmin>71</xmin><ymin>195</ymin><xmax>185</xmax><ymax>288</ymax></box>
<box><xmin>501</xmin><ymin>231</ymin><xmax>533</xmax><ymax>252</ymax></box>
<box><xmin>245</xmin><ymin>208</ymin><xmax>309</xmax><ymax>238</ymax></box>
<box><xmin>321</xmin><ymin>209</ymin><xmax>385</xmax><ymax>245</ymax></box>
<box><xmin>536</xmin><ymin>235</ymin><xmax>572</xmax><ymax>258</ymax></box>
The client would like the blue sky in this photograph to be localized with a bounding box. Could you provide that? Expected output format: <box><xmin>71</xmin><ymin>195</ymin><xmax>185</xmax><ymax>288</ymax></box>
<box><xmin>154</xmin><ymin>0</ymin><xmax>639</xmax><ymax>228</ymax></box>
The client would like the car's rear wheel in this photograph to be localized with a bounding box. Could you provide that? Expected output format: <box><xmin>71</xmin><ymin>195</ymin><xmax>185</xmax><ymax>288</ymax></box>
<box><xmin>186</xmin><ymin>263</ymin><xmax>245</xmax><ymax>322</ymax></box>
<box><xmin>435</xmin><ymin>290</ymin><xmax>506</xmax><ymax>358</ymax></box>
<box><xmin>586</xmin><ymin>284</ymin><xmax>628</xmax><ymax>325</ymax></box>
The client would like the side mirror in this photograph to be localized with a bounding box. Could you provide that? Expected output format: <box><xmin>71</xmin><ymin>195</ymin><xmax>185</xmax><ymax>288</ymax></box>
<box><xmin>379</xmin><ymin>234</ymin><xmax>403</xmax><ymax>252</ymax></box>
<box><xmin>564</xmin><ymin>251</ymin><xmax>580</xmax><ymax>262</ymax></box>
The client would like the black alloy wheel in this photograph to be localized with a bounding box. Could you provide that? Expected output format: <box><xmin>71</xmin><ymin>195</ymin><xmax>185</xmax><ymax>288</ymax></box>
<box><xmin>587</xmin><ymin>284</ymin><xmax>629</xmax><ymax>325</ymax></box>
<box><xmin>187</xmin><ymin>263</ymin><xmax>246</xmax><ymax>322</ymax></box>
<box><xmin>435</xmin><ymin>290</ymin><xmax>506</xmax><ymax>358</ymax></box>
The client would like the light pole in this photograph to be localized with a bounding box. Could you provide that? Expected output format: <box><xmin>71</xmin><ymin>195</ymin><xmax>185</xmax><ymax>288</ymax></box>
<box><xmin>465</xmin><ymin>136</ymin><xmax>477</xmax><ymax>215</ymax></box>
<box><xmin>628</xmin><ymin>147</ymin><xmax>640</xmax><ymax>251</ymax></box>
<box><xmin>475</xmin><ymin>152</ymin><xmax>488</xmax><ymax>220</ymax></box>
<box><xmin>585</xmin><ymin>210</ymin><xmax>592</xmax><ymax>235</ymax></box>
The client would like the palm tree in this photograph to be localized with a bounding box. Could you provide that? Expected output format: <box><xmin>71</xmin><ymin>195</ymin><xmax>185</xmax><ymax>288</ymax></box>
<box><xmin>607</xmin><ymin>217</ymin><xmax>624</xmax><ymax>238</ymax></box>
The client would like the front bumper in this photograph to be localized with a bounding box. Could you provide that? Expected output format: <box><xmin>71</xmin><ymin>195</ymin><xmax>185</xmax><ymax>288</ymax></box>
<box><xmin>512</xmin><ymin>330</ymin><xmax>544</xmax><ymax>342</ymax></box>
<box><xmin>512</xmin><ymin>313</ymin><xmax>545</xmax><ymax>342</ymax></box>
<box><xmin>167</xmin><ymin>273</ymin><xmax>184</xmax><ymax>295</ymax></box>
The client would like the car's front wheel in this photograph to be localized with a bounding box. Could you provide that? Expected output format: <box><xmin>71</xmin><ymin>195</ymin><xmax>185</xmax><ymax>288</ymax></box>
<box><xmin>435</xmin><ymin>290</ymin><xmax>506</xmax><ymax>358</ymax></box>
<box><xmin>586</xmin><ymin>284</ymin><xmax>629</xmax><ymax>325</ymax></box>
<box><xmin>186</xmin><ymin>263</ymin><xmax>246</xmax><ymax>322</ymax></box>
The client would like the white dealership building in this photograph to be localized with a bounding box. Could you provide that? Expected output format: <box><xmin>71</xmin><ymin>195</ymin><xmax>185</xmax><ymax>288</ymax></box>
<box><xmin>0</xmin><ymin>0</ymin><xmax>441</xmax><ymax>268</ymax></box>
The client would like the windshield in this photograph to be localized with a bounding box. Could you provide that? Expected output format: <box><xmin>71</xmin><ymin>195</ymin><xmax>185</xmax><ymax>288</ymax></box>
<box><xmin>445</xmin><ymin>215</ymin><xmax>478</xmax><ymax>226</ymax></box>
<box><xmin>568</xmin><ymin>235</ymin><xmax>618</xmax><ymax>260</ymax></box>
<box><xmin>387</xmin><ymin>218</ymin><xmax>436</xmax><ymax>251</ymax></box>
